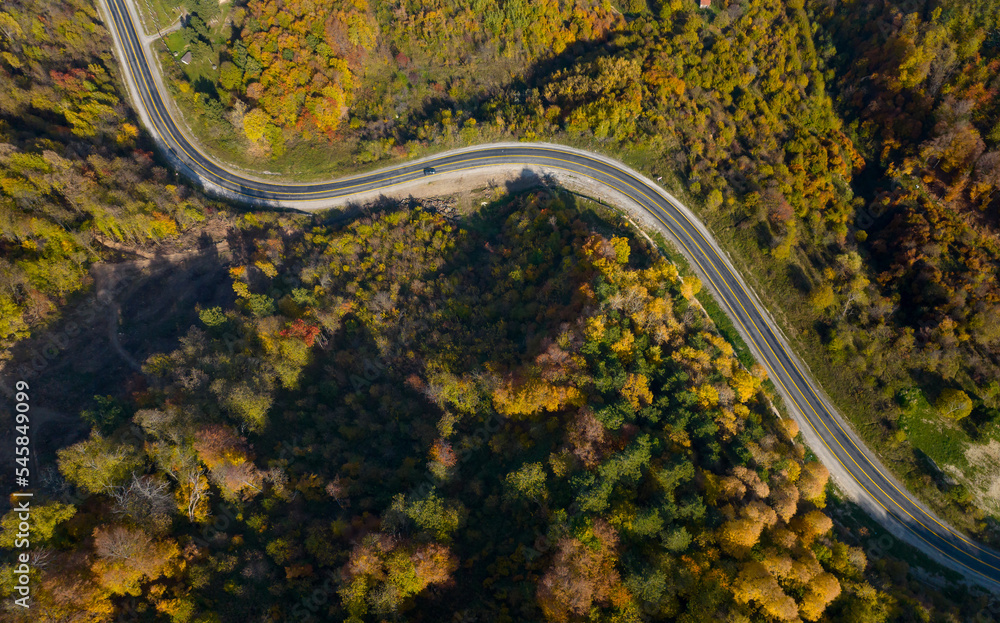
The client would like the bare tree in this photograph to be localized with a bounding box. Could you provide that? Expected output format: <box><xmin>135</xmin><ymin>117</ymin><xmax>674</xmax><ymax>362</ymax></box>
<box><xmin>94</xmin><ymin>525</ymin><xmax>152</xmax><ymax>562</ymax></box>
<box><xmin>326</xmin><ymin>476</ymin><xmax>350</xmax><ymax>508</ymax></box>
<box><xmin>111</xmin><ymin>473</ymin><xmax>174</xmax><ymax>530</ymax></box>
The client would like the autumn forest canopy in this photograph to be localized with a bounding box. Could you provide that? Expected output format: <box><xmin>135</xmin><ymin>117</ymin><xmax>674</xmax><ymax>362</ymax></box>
<box><xmin>1</xmin><ymin>190</ymin><xmax>953</xmax><ymax>622</ymax></box>
<box><xmin>146</xmin><ymin>0</ymin><xmax>1000</xmax><ymax>530</ymax></box>
<box><xmin>0</xmin><ymin>0</ymin><xmax>999</xmax><ymax>620</ymax></box>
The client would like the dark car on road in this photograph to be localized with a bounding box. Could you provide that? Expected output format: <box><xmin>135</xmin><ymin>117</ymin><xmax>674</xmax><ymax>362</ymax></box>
<box><xmin>423</xmin><ymin>167</ymin><xmax>436</xmax><ymax>176</ymax></box>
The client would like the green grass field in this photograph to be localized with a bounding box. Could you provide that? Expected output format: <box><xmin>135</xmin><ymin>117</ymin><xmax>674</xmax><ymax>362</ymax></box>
<box><xmin>900</xmin><ymin>391</ymin><xmax>1000</xmax><ymax>515</ymax></box>
<box><xmin>900</xmin><ymin>393</ymin><xmax>970</xmax><ymax>475</ymax></box>
<box><xmin>162</xmin><ymin>31</ymin><xmax>185</xmax><ymax>55</ymax></box>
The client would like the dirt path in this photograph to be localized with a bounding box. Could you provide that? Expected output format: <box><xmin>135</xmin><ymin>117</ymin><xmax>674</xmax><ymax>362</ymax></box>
<box><xmin>91</xmin><ymin>240</ymin><xmax>231</xmax><ymax>370</ymax></box>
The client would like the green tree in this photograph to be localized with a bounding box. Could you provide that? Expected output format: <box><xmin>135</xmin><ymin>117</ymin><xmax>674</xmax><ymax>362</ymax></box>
<box><xmin>57</xmin><ymin>434</ymin><xmax>143</xmax><ymax>495</ymax></box>
<box><xmin>81</xmin><ymin>395</ymin><xmax>130</xmax><ymax>434</ymax></box>
<box><xmin>504</xmin><ymin>462</ymin><xmax>548</xmax><ymax>503</ymax></box>
<box><xmin>245</xmin><ymin>293</ymin><xmax>275</xmax><ymax>317</ymax></box>
<box><xmin>191</xmin><ymin>0</ymin><xmax>219</xmax><ymax>22</ymax></box>
<box><xmin>219</xmin><ymin>61</ymin><xmax>242</xmax><ymax>91</ymax></box>
<box><xmin>390</xmin><ymin>490</ymin><xmax>464</xmax><ymax>542</ymax></box>
<box><xmin>184</xmin><ymin>14</ymin><xmax>210</xmax><ymax>45</ymax></box>
<box><xmin>212</xmin><ymin>380</ymin><xmax>273</xmax><ymax>430</ymax></box>
<box><xmin>809</xmin><ymin>283</ymin><xmax>836</xmax><ymax>312</ymax></box>
<box><xmin>0</xmin><ymin>502</ymin><xmax>76</xmax><ymax>548</ymax></box>
<box><xmin>198</xmin><ymin>305</ymin><xmax>227</xmax><ymax>327</ymax></box>
<box><xmin>707</xmin><ymin>188</ymin><xmax>723</xmax><ymax>210</ymax></box>
<box><xmin>340</xmin><ymin>537</ymin><xmax>458</xmax><ymax>619</ymax></box>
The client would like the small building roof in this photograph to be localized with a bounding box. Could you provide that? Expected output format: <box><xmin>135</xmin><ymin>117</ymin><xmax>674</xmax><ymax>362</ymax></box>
<box><xmin>700</xmin><ymin>0</ymin><xmax>710</xmax><ymax>7</ymax></box>
<box><xmin>180</xmin><ymin>51</ymin><xmax>192</xmax><ymax>65</ymax></box>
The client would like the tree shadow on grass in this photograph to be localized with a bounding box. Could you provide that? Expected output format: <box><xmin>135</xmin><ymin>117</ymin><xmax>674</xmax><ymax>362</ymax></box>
<box><xmin>787</xmin><ymin>261</ymin><xmax>812</xmax><ymax>294</ymax></box>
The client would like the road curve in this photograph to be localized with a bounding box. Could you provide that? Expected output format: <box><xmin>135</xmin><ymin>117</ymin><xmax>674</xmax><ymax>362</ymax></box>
<box><xmin>98</xmin><ymin>0</ymin><xmax>1000</xmax><ymax>593</ymax></box>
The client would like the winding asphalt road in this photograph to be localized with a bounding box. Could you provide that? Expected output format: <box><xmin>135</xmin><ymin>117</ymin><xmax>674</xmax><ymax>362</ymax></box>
<box><xmin>97</xmin><ymin>0</ymin><xmax>1000</xmax><ymax>593</ymax></box>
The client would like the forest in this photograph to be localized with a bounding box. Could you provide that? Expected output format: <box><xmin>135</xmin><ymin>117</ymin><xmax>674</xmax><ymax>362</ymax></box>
<box><xmin>3</xmin><ymin>191</ymin><xmax>997</xmax><ymax>621</ymax></box>
<box><xmin>1</xmin><ymin>0</ymin><xmax>1000</xmax><ymax>619</ymax></box>
<box><xmin>0</xmin><ymin>0</ymin><xmax>211</xmax><ymax>356</ymax></box>
<box><xmin>142</xmin><ymin>0</ymin><xmax>1000</xmax><ymax>536</ymax></box>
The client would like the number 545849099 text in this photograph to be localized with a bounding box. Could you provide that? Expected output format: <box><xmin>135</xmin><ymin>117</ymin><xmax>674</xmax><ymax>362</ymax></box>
<box><xmin>14</xmin><ymin>381</ymin><xmax>30</xmax><ymax>486</ymax></box>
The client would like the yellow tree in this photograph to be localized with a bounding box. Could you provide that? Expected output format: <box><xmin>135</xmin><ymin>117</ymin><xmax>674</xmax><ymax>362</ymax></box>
<box><xmin>935</xmin><ymin>388</ymin><xmax>973</xmax><ymax>421</ymax></box>
<box><xmin>809</xmin><ymin>282</ymin><xmax>835</xmax><ymax>312</ymax></box>
<box><xmin>731</xmin><ymin>369</ymin><xmax>758</xmax><ymax>403</ymax></box>
<box><xmin>733</xmin><ymin>466</ymin><xmax>770</xmax><ymax>498</ymax></box>
<box><xmin>797</xmin><ymin>462</ymin><xmax>830</xmax><ymax>506</ymax></box>
<box><xmin>57</xmin><ymin>434</ymin><xmax>142</xmax><ymax>495</ymax></box>
<box><xmin>799</xmin><ymin>572</ymin><xmax>842</xmax><ymax>621</ymax></box>
<box><xmin>680</xmin><ymin>276</ymin><xmax>702</xmax><ymax>301</ymax></box>
<box><xmin>761</xmin><ymin>548</ymin><xmax>794</xmax><ymax>580</ymax></box>
<box><xmin>779</xmin><ymin>417</ymin><xmax>800</xmax><ymax>441</ymax></box>
<box><xmin>718</xmin><ymin>502</ymin><xmax>777</xmax><ymax>557</ymax></box>
<box><xmin>492</xmin><ymin>378</ymin><xmax>584</xmax><ymax>418</ymax></box>
<box><xmin>91</xmin><ymin>526</ymin><xmax>180</xmax><ymax>596</ymax></box>
<box><xmin>243</xmin><ymin>108</ymin><xmax>271</xmax><ymax>144</ymax></box>
<box><xmin>731</xmin><ymin>561</ymin><xmax>799</xmax><ymax>621</ymax></box>
<box><xmin>621</xmin><ymin>373</ymin><xmax>653</xmax><ymax>410</ymax></box>
<box><xmin>794</xmin><ymin>510</ymin><xmax>833</xmax><ymax>545</ymax></box>
<box><xmin>770</xmin><ymin>480</ymin><xmax>800</xmax><ymax>523</ymax></box>
<box><xmin>696</xmin><ymin>384</ymin><xmax>719</xmax><ymax>409</ymax></box>
<box><xmin>26</xmin><ymin>552</ymin><xmax>114</xmax><ymax>623</ymax></box>
<box><xmin>788</xmin><ymin>552</ymin><xmax>823</xmax><ymax>585</ymax></box>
